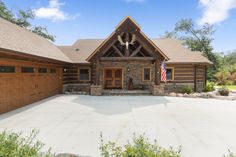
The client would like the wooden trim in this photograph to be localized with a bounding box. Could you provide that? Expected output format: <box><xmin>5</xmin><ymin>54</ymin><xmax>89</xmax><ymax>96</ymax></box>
<box><xmin>87</xmin><ymin>17</ymin><xmax>169</xmax><ymax>62</ymax></box>
<box><xmin>78</xmin><ymin>67</ymin><xmax>91</xmax><ymax>82</ymax></box>
<box><xmin>103</xmin><ymin>67</ymin><xmax>124</xmax><ymax>89</ymax></box>
<box><xmin>204</xmin><ymin>66</ymin><xmax>207</xmax><ymax>87</ymax></box>
<box><xmin>115</xmin><ymin>16</ymin><xmax>141</xmax><ymax>30</ymax></box>
<box><xmin>0</xmin><ymin>58</ymin><xmax>63</xmax><ymax>68</ymax></box>
<box><xmin>142</xmin><ymin>67</ymin><xmax>152</xmax><ymax>82</ymax></box>
<box><xmin>166</xmin><ymin>67</ymin><xmax>174</xmax><ymax>81</ymax></box>
<box><xmin>100</xmin><ymin>57</ymin><xmax>154</xmax><ymax>61</ymax></box>
<box><xmin>0</xmin><ymin>48</ymin><xmax>70</xmax><ymax>65</ymax></box>
<box><xmin>194</xmin><ymin>65</ymin><xmax>197</xmax><ymax>92</ymax></box>
<box><xmin>155</xmin><ymin>59</ymin><xmax>160</xmax><ymax>85</ymax></box>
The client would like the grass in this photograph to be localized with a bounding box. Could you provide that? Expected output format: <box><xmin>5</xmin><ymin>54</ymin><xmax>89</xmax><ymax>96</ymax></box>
<box><xmin>216</xmin><ymin>85</ymin><xmax>236</xmax><ymax>90</ymax></box>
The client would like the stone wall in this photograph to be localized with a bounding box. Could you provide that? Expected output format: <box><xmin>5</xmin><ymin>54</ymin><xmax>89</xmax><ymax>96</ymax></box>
<box><xmin>196</xmin><ymin>82</ymin><xmax>204</xmax><ymax>92</ymax></box>
<box><xmin>90</xmin><ymin>85</ymin><xmax>102</xmax><ymax>96</ymax></box>
<box><xmin>99</xmin><ymin>61</ymin><xmax>155</xmax><ymax>90</ymax></box>
<box><xmin>63</xmin><ymin>83</ymin><xmax>90</xmax><ymax>94</ymax></box>
<box><xmin>151</xmin><ymin>84</ymin><xmax>165</xmax><ymax>96</ymax></box>
<box><xmin>164</xmin><ymin>82</ymin><xmax>205</xmax><ymax>93</ymax></box>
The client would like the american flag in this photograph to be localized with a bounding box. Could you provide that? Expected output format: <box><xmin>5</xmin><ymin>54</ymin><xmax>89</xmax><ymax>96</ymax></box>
<box><xmin>161</xmin><ymin>61</ymin><xmax>167</xmax><ymax>82</ymax></box>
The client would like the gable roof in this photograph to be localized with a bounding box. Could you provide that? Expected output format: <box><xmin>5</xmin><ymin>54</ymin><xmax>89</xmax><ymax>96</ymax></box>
<box><xmin>59</xmin><ymin>38</ymin><xmax>212</xmax><ymax>64</ymax></box>
<box><xmin>86</xmin><ymin>16</ymin><xmax>169</xmax><ymax>61</ymax></box>
<box><xmin>0</xmin><ymin>16</ymin><xmax>212</xmax><ymax>65</ymax></box>
<box><xmin>152</xmin><ymin>38</ymin><xmax>212</xmax><ymax>64</ymax></box>
<box><xmin>58</xmin><ymin>39</ymin><xmax>104</xmax><ymax>63</ymax></box>
<box><xmin>0</xmin><ymin>17</ymin><xmax>71</xmax><ymax>63</ymax></box>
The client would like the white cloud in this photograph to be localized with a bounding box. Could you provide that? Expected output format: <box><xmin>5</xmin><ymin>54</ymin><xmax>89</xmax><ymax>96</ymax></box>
<box><xmin>198</xmin><ymin>0</ymin><xmax>236</xmax><ymax>25</ymax></box>
<box><xmin>34</xmin><ymin>0</ymin><xmax>79</xmax><ymax>22</ymax></box>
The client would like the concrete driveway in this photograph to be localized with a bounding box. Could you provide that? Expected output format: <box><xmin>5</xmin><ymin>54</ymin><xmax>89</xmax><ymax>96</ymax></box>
<box><xmin>0</xmin><ymin>95</ymin><xmax>236</xmax><ymax>157</ymax></box>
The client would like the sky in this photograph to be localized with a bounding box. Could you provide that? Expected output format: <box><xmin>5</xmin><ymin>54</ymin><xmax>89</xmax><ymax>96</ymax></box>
<box><xmin>3</xmin><ymin>0</ymin><xmax>236</xmax><ymax>53</ymax></box>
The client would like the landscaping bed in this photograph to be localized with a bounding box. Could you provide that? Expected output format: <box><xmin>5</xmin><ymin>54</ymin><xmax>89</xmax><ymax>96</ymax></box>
<box><xmin>165</xmin><ymin>89</ymin><xmax>236</xmax><ymax>101</ymax></box>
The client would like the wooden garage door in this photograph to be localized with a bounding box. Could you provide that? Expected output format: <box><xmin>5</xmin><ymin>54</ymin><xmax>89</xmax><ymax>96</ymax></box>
<box><xmin>0</xmin><ymin>63</ymin><xmax>62</xmax><ymax>114</ymax></box>
<box><xmin>0</xmin><ymin>72</ymin><xmax>21</xmax><ymax>112</ymax></box>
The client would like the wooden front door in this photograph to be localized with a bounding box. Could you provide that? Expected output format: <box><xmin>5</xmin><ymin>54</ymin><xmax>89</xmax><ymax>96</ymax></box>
<box><xmin>104</xmin><ymin>68</ymin><xmax>122</xmax><ymax>89</ymax></box>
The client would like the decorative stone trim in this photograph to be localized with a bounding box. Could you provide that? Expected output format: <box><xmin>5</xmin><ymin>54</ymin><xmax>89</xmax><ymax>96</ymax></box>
<box><xmin>152</xmin><ymin>84</ymin><xmax>165</xmax><ymax>96</ymax></box>
<box><xmin>90</xmin><ymin>85</ymin><xmax>102</xmax><ymax>96</ymax></box>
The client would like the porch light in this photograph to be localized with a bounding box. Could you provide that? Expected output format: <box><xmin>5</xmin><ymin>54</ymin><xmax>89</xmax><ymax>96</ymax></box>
<box><xmin>64</xmin><ymin>68</ymin><xmax>67</xmax><ymax>72</ymax></box>
<box><xmin>127</xmin><ymin>67</ymin><xmax>130</xmax><ymax>72</ymax></box>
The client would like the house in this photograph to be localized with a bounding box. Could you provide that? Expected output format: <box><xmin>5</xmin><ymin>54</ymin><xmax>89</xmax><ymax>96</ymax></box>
<box><xmin>0</xmin><ymin>16</ymin><xmax>212</xmax><ymax>113</ymax></box>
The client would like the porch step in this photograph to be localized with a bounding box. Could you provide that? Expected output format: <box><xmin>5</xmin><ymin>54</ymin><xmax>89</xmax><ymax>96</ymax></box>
<box><xmin>102</xmin><ymin>90</ymin><xmax>152</xmax><ymax>96</ymax></box>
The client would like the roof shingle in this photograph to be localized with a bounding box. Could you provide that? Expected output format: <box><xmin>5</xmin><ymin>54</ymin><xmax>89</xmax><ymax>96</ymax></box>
<box><xmin>0</xmin><ymin>17</ymin><xmax>71</xmax><ymax>63</ymax></box>
<box><xmin>59</xmin><ymin>38</ymin><xmax>212</xmax><ymax>64</ymax></box>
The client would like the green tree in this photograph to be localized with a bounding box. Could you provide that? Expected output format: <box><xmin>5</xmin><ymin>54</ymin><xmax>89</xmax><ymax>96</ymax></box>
<box><xmin>162</xmin><ymin>19</ymin><xmax>218</xmax><ymax>80</ymax></box>
<box><xmin>0</xmin><ymin>1</ymin><xmax>55</xmax><ymax>42</ymax></box>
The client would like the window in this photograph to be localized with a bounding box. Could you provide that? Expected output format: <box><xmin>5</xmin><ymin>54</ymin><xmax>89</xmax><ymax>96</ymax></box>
<box><xmin>0</xmin><ymin>66</ymin><xmax>15</xmax><ymax>73</ymax></box>
<box><xmin>79</xmin><ymin>68</ymin><xmax>90</xmax><ymax>81</ymax></box>
<box><xmin>143</xmin><ymin>68</ymin><xmax>151</xmax><ymax>81</ymax></box>
<box><xmin>21</xmin><ymin>67</ymin><xmax>34</xmax><ymax>73</ymax></box>
<box><xmin>38</xmin><ymin>68</ymin><xmax>47</xmax><ymax>73</ymax></box>
<box><xmin>166</xmin><ymin>68</ymin><xmax>174</xmax><ymax>80</ymax></box>
<box><xmin>50</xmin><ymin>68</ymin><xmax>56</xmax><ymax>73</ymax></box>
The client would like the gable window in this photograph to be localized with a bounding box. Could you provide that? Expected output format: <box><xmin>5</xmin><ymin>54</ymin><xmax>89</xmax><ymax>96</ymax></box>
<box><xmin>0</xmin><ymin>66</ymin><xmax>15</xmax><ymax>73</ymax></box>
<box><xmin>79</xmin><ymin>68</ymin><xmax>90</xmax><ymax>81</ymax></box>
<box><xmin>166</xmin><ymin>67</ymin><xmax>174</xmax><ymax>81</ymax></box>
<box><xmin>22</xmin><ymin>67</ymin><xmax>34</xmax><ymax>73</ymax></box>
<box><xmin>38</xmin><ymin>68</ymin><xmax>47</xmax><ymax>73</ymax></box>
<box><xmin>143</xmin><ymin>67</ymin><xmax>151</xmax><ymax>81</ymax></box>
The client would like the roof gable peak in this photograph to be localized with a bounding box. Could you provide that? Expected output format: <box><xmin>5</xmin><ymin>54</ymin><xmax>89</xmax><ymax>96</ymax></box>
<box><xmin>115</xmin><ymin>16</ymin><xmax>141</xmax><ymax>31</ymax></box>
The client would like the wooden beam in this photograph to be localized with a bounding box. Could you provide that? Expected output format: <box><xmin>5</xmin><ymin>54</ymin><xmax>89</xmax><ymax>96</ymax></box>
<box><xmin>125</xmin><ymin>32</ymin><xmax>129</xmax><ymax>57</ymax></box>
<box><xmin>130</xmin><ymin>45</ymin><xmax>142</xmax><ymax>57</ymax></box>
<box><xmin>155</xmin><ymin>59</ymin><xmax>161</xmax><ymax>85</ymax></box>
<box><xmin>100</xmin><ymin>57</ymin><xmax>154</xmax><ymax>61</ymax></box>
<box><xmin>112</xmin><ymin>45</ymin><xmax>123</xmax><ymax>57</ymax></box>
<box><xmin>204</xmin><ymin>66</ymin><xmax>207</xmax><ymax>88</ymax></box>
<box><xmin>135</xmin><ymin>35</ymin><xmax>155</xmax><ymax>57</ymax></box>
<box><xmin>96</xmin><ymin>59</ymin><xmax>100</xmax><ymax>85</ymax></box>
<box><xmin>101</xmin><ymin>32</ymin><xmax>125</xmax><ymax>57</ymax></box>
<box><xmin>194</xmin><ymin>65</ymin><xmax>197</xmax><ymax>92</ymax></box>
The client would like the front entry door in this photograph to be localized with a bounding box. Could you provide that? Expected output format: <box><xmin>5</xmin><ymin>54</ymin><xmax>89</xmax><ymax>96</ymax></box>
<box><xmin>104</xmin><ymin>68</ymin><xmax>122</xmax><ymax>89</ymax></box>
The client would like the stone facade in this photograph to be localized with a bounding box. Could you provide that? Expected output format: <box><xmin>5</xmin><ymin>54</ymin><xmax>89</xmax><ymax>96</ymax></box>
<box><xmin>99</xmin><ymin>61</ymin><xmax>155</xmax><ymax>90</ymax></box>
<box><xmin>164</xmin><ymin>82</ymin><xmax>205</xmax><ymax>93</ymax></box>
<box><xmin>151</xmin><ymin>84</ymin><xmax>165</xmax><ymax>96</ymax></box>
<box><xmin>196</xmin><ymin>82</ymin><xmax>204</xmax><ymax>92</ymax></box>
<box><xmin>90</xmin><ymin>85</ymin><xmax>102</xmax><ymax>96</ymax></box>
<box><xmin>63</xmin><ymin>84</ymin><xmax>90</xmax><ymax>94</ymax></box>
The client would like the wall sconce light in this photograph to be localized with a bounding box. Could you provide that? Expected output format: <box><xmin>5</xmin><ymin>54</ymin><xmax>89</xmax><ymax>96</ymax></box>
<box><xmin>127</xmin><ymin>67</ymin><xmax>130</xmax><ymax>72</ymax></box>
<box><xmin>63</xmin><ymin>68</ymin><xmax>67</xmax><ymax>72</ymax></box>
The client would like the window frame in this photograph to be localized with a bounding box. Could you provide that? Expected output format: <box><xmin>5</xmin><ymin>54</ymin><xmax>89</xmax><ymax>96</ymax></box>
<box><xmin>21</xmin><ymin>67</ymin><xmax>34</xmax><ymax>73</ymax></box>
<box><xmin>0</xmin><ymin>66</ymin><xmax>15</xmax><ymax>73</ymax></box>
<box><xmin>78</xmin><ymin>67</ymin><xmax>91</xmax><ymax>81</ymax></box>
<box><xmin>166</xmin><ymin>67</ymin><xmax>174</xmax><ymax>81</ymax></box>
<box><xmin>38</xmin><ymin>68</ymin><xmax>47</xmax><ymax>73</ymax></box>
<box><xmin>142</xmin><ymin>67</ymin><xmax>151</xmax><ymax>81</ymax></box>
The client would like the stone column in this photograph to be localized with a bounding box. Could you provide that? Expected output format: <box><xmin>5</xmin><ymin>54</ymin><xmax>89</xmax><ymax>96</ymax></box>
<box><xmin>90</xmin><ymin>85</ymin><xmax>102</xmax><ymax>96</ymax></box>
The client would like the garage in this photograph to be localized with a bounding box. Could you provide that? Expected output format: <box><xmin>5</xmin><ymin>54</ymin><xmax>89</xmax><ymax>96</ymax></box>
<box><xmin>0</xmin><ymin>18</ymin><xmax>71</xmax><ymax>113</ymax></box>
<box><xmin>0</xmin><ymin>59</ymin><xmax>63</xmax><ymax>113</ymax></box>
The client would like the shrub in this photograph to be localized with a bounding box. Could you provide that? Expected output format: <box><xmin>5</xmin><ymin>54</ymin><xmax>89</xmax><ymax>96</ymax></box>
<box><xmin>214</xmin><ymin>71</ymin><xmax>230</xmax><ymax>85</ymax></box>
<box><xmin>224</xmin><ymin>150</ymin><xmax>236</xmax><ymax>157</ymax></box>
<box><xmin>229</xmin><ymin>72</ymin><xmax>236</xmax><ymax>85</ymax></box>
<box><xmin>204</xmin><ymin>81</ymin><xmax>215</xmax><ymax>92</ymax></box>
<box><xmin>180</xmin><ymin>86</ymin><xmax>193</xmax><ymax>94</ymax></box>
<box><xmin>0</xmin><ymin>130</ymin><xmax>53</xmax><ymax>157</ymax></box>
<box><xmin>100</xmin><ymin>133</ymin><xmax>181</xmax><ymax>157</ymax></box>
<box><xmin>218</xmin><ymin>86</ymin><xmax>230</xmax><ymax>96</ymax></box>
